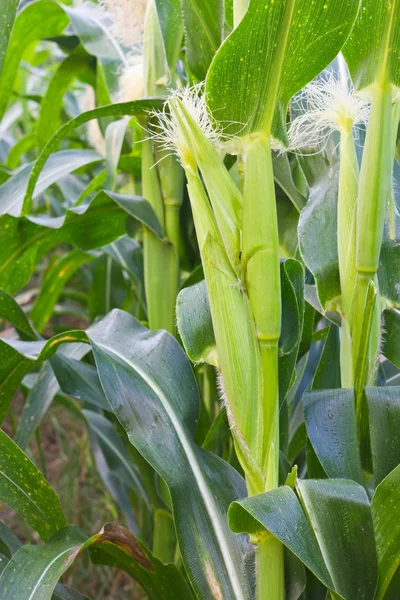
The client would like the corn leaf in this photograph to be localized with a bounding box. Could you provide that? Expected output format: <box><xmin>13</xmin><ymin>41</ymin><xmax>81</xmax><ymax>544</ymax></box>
<box><xmin>303</xmin><ymin>389</ymin><xmax>363</xmax><ymax>483</ymax></box>
<box><xmin>382</xmin><ymin>309</ymin><xmax>400</xmax><ymax>367</ymax></box>
<box><xmin>0</xmin><ymin>430</ymin><xmax>67</xmax><ymax>541</ymax></box>
<box><xmin>206</xmin><ymin>0</ymin><xmax>360</xmax><ymax>142</ymax></box>
<box><xmin>181</xmin><ymin>0</ymin><xmax>224</xmax><ymax>80</ymax></box>
<box><xmin>372</xmin><ymin>464</ymin><xmax>400</xmax><ymax>600</ymax></box>
<box><xmin>0</xmin><ymin>523</ymin><xmax>192</xmax><ymax>600</ymax></box>
<box><xmin>30</xmin><ymin>250</ymin><xmax>93</xmax><ymax>333</ymax></box>
<box><xmin>230</xmin><ymin>479</ymin><xmax>378</xmax><ymax>599</ymax></box>
<box><xmin>0</xmin><ymin>0</ymin><xmax>69</xmax><ymax>121</ymax></box>
<box><xmin>0</xmin><ymin>149</ymin><xmax>102</xmax><ymax>217</ymax></box>
<box><xmin>87</xmin><ymin>309</ymin><xmax>255</xmax><ymax>600</ymax></box>
<box><xmin>298</xmin><ymin>159</ymin><xmax>340</xmax><ymax>310</ymax></box>
<box><xmin>176</xmin><ymin>279</ymin><xmax>217</xmax><ymax>364</ymax></box>
<box><xmin>0</xmin><ymin>0</ymin><xmax>19</xmax><ymax>77</ymax></box>
<box><xmin>343</xmin><ymin>0</ymin><xmax>400</xmax><ymax>92</ymax></box>
<box><xmin>366</xmin><ymin>387</ymin><xmax>400</xmax><ymax>485</ymax></box>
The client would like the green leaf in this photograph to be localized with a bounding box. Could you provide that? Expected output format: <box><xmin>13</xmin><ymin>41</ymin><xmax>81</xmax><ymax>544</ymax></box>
<box><xmin>372</xmin><ymin>464</ymin><xmax>400</xmax><ymax>600</ymax></box>
<box><xmin>296</xmin><ymin>479</ymin><xmax>377</xmax><ymax>600</ymax></box>
<box><xmin>0</xmin><ymin>149</ymin><xmax>102</xmax><ymax>217</ymax></box>
<box><xmin>0</xmin><ymin>0</ymin><xmax>18</xmax><ymax>76</ymax></box>
<box><xmin>102</xmin><ymin>190</ymin><xmax>164</xmax><ymax>238</ymax></box>
<box><xmin>0</xmin><ymin>429</ymin><xmax>67</xmax><ymax>540</ymax></box>
<box><xmin>0</xmin><ymin>0</ymin><xmax>69</xmax><ymax>121</ymax></box>
<box><xmin>0</xmin><ymin>329</ymin><xmax>87</xmax><ymax>423</ymax></box>
<box><xmin>229</xmin><ymin>485</ymin><xmax>334</xmax><ymax>592</ymax></box>
<box><xmin>303</xmin><ymin>389</ymin><xmax>362</xmax><ymax>482</ymax></box>
<box><xmin>230</xmin><ymin>479</ymin><xmax>378</xmax><ymax>600</ymax></box>
<box><xmin>83</xmin><ymin>410</ymin><xmax>150</xmax><ymax>509</ymax></box>
<box><xmin>155</xmin><ymin>0</ymin><xmax>184</xmax><ymax>69</ymax></box>
<box><xmin>383</xmin><ymin>309</ymin><xmax>400</xmax><ymax>367</ymax></box>
<box><xmin>176</xmin><ymin>279</ymin><xmax>217</xmax><ymax>365</ymax></box>
<box><xmin>30</xmin><ymin>250</ymin><xmax>92</xmax><ymax>333</ymax></box>
<box><xmin>273</xmin><ymin>153</ymin><xmax>307</xmax><ymax>213</ymax></box>
<box><xmin>0</xmin><ymin>191</ymin><xmax>129</xmax><ymax>295</ymax></box>
<box><xmin>0</xmin><ymin>522</ymin><xmax>193</xmax><ymax>600</ymax></box>
<box><xmin>343</xmin><ymin>0</ymin><xmax>400</xmax><ymax>92</ymax></box>
<box><xmin>87</xmin><ymin>309</ymin><xmax>254</xmax><ymax>600</ymax></box>
<box><xmin>62</xmin><ymin>3</ymin><xmax>125</xmax><ymax>62</ymax></box>
<box><xmin>102</xmin><ymin>236</ymin><xmax>145</xmax><ymax>309</ymax></box>
<box><xmin>181</xmin><ymin>0</ymin><xmax>224</xmax><ymax>80</ymax></box>
<box><xmin>22</xmin><ymin>99</ymin><xmax>163</xmax><ymax>214</ymax></box>
<box><xmin>298</xmin><ymin>160</ymin><xmax>340</xmax><ymax>311</ymax></box>
<box><xmin>15</xmin><ymin>344</ymin><xmax>90</xmax><ymax>449</ymax></box>
<box><xmin>206</xmin><ymin>0</ymin><xmax>359</xmax><ymax>142</ymax></box>
<box><xmin>311</xmin><ymin>325</ymin><xmax>341</xmax><ymax>390</ymax></box>
<box><xmin>37</xmin><ymin>48</ymin><xmax>93</xmax><ymax>148</ymax></box>
<box><xmin>366</xmin><ymin>386</ymin><xmax>400</xmax><ymax>485</ymax></box>
<box><xmin>0</xmin><ymin>289</ymin><xmax>37</xmax><ymax>340</ymax></box>
<box><xmin>51</xmin><ymin>355</ymin><xmax>109</xmax><ymax>411</ymax></box>
<box><xmin>278</xmin><ymin>258</ymin><xmax>305</xmax><ymax>403</ymax></box>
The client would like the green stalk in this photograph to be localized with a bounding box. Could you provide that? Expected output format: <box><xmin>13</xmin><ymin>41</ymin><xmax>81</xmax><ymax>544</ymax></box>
<box><xmin>337</xmin><ymin>129</ymin><xmax>359</xmax><ymax>388</ymax></box>
<box><xmin>243</xmin><ymin>136</ymin><xmax>283</xmax><ymax>600</ymax></box>
<box><xmin>389</xmin><ymin>102</ymin><xmax>400</xmax><ymax>240</ymax></box>
<box><xmin>352</xmin><ymin>84</ymin><xmax>393</xmax><ymax>391</ymax></box>
<box><xmin>142</xmin><ymin>139</ymin><xmax>176</xmax><ymax>334</ymax></box>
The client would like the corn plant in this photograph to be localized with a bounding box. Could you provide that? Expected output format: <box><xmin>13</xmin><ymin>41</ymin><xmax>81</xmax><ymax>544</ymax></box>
<box><xmin>0</xmin><ymin>0</ymin><xmax>400</xmax><ymax>598</ymax></box>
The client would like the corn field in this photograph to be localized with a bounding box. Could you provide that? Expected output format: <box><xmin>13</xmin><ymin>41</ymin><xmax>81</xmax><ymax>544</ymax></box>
<box><xmin>0</xmin><ymin>0</ymin><xmax>400</xmax><ymax>598</ymax></box>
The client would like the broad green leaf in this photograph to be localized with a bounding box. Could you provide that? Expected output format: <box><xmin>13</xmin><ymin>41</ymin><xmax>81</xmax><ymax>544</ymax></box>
<box><xmin>30</xmin><ymin>250</ymin><xmax>92</xmax><ymax>333</ymax></box>
<box><xmin>278</xmin><ymin>258</ymin><xmax>305</xmax><ymax>403</ymax></box>
<box><xmin>379</xmin><ymin>226</ymin><xmax>400</xmax><ymax>307</ymax></box>
<box><xmin>22</xmin><ymin>99</ymin><xmax>163</xmax><ymax>213</ymax></box>
<box><xmin>62</xmin><ymin>3</ymin><xmax>126</xmax><ymax>62</ymax></box>
<box><xmin>296</xmin><ymin>479</ymin><xmax>377</xmax><ymax>600</ymax></box>
<box><xmin>15</xmin><ymin>344</ymin><xmax>90</xmax><ymax>449</ymax></box>
<box><xmin>83</xmin><ymin>410</ymin><xmax>150</xmax><ymax>509</ymax></box>
<box><xmin>37</xmin><ymin>48</ymin><xmax>93</xmax><ymax>148</ymax></box>
<box><xmin>88</xmin><ymin>425</ymin><xmax>140</xmax><ymax>536</ymax></box>
<box><xmin>87</xmin><ymin>309</ymin><xmax>254</xmax><ymax>600</ymax></box>
<box><xmin>311</xmin><ymin>325</ymin><xmax>341</xmax><ymax>390</ymax></box>
<box><xmin>181</xmin><ymin>0</ymin><xmax>224</xmax><ymax>80</ymax></box>
<box><xmin>229</xmin><ymin>485</ymin><xmax>334</xmax><ymax>593</ymax></box>
<box><xmin>0</xmin><ymin>0</ymin><xmax>69</xmax><ymax>120</ymax></box>
<box><xmin>88</xmin><ymin>523</ymin><xmax>195</xmax><ymax>600</ymax></box>
<box><xmin>0</xmin><ymin>0</ymin><xmax>18</xmax><ymax>76</ymax></box>
<box><xmin>105</xmin><ymin>119</ymin><xmax>128</xmax><ymax>190</ymax></box>
<box><xmin>366</xmin><ymin>386</ymin><xmax>400</xmax><ymax>484</ymax></box>
<box><xmin>0</xmin><ymin>149</ymin><xmax>102</xmax><ymax>217</ymax></box>
<box><xmin>0</xmin><ymin>289</ymin><xmax>37</xmax><ymax>340</ymax></box>
<box><xmin>206</xmin><ymin>0</ymin><xmax>359</xmax><ymax>142</ymax></box>
<box><xmin>0</xmin><ymin>523</ymin><xmax>193</xmax><ymax>600</ymax></box>
<box><xmin>176</xmin><ymin>279</ymin><xmax>217</xmax><ymax>365</ymax></box>
<box><xmin>230</xmin><ymin>479</ymin><xmax>378</xmax><ymax>600</ymax></box>
<box><xmin>102</xmin><ymin>236</ymin><xmax>145</xmax><ymax>308</ymax></box>
<box><xmin>298</xmin><ymin>160</ymin><xmax>340</xmax><ymax>310</ymax></box>
<box><xmin>383</xmin><ymin>309</ymin><xmax>400</xmax><ymax>367</ymax></box>
<box><xmin>0</xmin><ymin>330</ymin><xmax>87</xmax><ymax>422</ymax></box>
<box><xmin>51</xmin><ymin>355</ymin><xmax>109</xmax><ymax>411</ymax></box>
<box><xmin>343</xmin><ymin>0</ymin><xmax>400</xmax><ymax>92</ymax></box>
<box><xmin>0</xmin><ymin>191</ymin><xmax>128</xmax><ymax>295</ymax></box>
<box><xmin>273</xmin><ymin>153</ymin><xmax>307</xmax><ymax>213</ymax></box>
<box><xmin>303</xmin><ymin>389</ymin><xmax>362</xmax><ymax>482</ymax></box>
<box><xmin>155</xmin><ymin>0</ymin><xmax>184</xmax><ymax>69</ymax></box>
<box><xmin>0</xmin><ymin>430</ymin><xmax>67</xmax><ymax>540</ymax></box>
<box><xmin>0</xmin><ymin>522</ymin><xmax>21</xmax><ymax>558</ymax></box>
<box><xmin>372</xmin><ymin>464</ymin><xmax>400</xmax><ymax>600</ymax></box>
<box><xmin>103</xmin><ymin>190</ymin><xmax>164</xmax><ymax>238</ymax></box>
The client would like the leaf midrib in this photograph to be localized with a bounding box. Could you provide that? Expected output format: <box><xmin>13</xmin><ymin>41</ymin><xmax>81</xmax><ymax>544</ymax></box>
<box><xmin>93</xmin><ymin>339</ymin><xmax>247</xmax><ymax>600</ymax></box>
